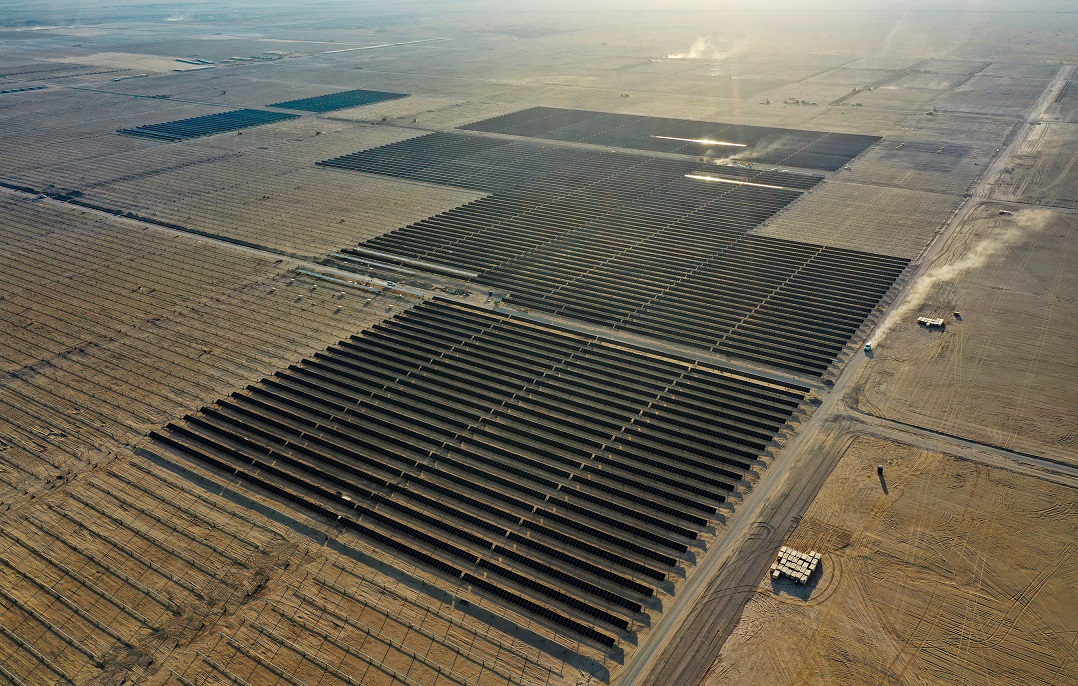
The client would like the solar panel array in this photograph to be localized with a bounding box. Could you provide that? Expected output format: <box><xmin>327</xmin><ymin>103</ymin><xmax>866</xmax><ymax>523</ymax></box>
<box><xmin>0</xmin><ymin>85</ymin><xmax>48</xmax><ymax>95</ymax></box>
<box><xmin>319</xmin><ymin>131</ymin><xmax>820</xmax><ymax>194</ymax></box>
<box><xmin>461</xmin><ymin>106</ymin><xmax>881</xmax><ymax>171</ymax></box>
<box><xmin>152</xmin><ymin>300</ymin><xmax>808</xmax><ymax>647</ymax></box>
<box><xmin>268</xmin><ymin>89</ymin><xmax>409</xmax><ymax>113</ymax></box>
<box><xmin>118</xmin><ymin>109</ymin><xmax>299</xmax><ymax>141</ymax></box>
<box><xmin>322</xmin><ymin>132</ymin><xmax>906</xmax><ymax>375</ymax></box>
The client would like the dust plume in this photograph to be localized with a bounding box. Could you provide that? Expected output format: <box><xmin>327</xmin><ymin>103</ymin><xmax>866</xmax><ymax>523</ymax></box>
<box><xmin>730</xmin><ymin>134</ymin><xmax>809</xmax><ymax>164</ymax></box>
<box><xmin>879</xmin><ymin>12</ymin><xmax>907</xmax><ymax>55</ymax></box>
<box><xmin>667</xmin><ymin>37</ymin><xmax>739</xmax><ymax>60</ymax></box>
<box><xmin>868</xmin><ymin>208</ymin><xmax>1051</xmax><ymax>347</ymax></box>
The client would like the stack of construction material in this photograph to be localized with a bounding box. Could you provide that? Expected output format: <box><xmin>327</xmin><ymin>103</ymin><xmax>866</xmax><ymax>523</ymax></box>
<box><xmin>771</xmin><ymin>546</ymin><xmax>821</xmax><ymax>584</ymax></box>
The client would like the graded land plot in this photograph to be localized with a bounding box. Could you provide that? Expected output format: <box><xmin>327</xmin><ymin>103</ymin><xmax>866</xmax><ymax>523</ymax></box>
<box><xmin>0</xmin><ymin>58</ymin><xmax>132</xmax><ymax>86</ymax></box>
<box><xmin>840</xmin><ymin>136</ymin><xmax>989</xmax><ymax>196</ymax></box>
<box><xmin>700</xmin><ymin>53</ymin><xmax>858</xmax><ymax>84</ymax></box>
<box><xmin>865</xmin><ymin>109</ymin><xmax>1017</xmax><ymax>148</ymax></box>
<box><xmin>935</xmin><ymin>75</ymin><xmax>1053</xmax><ymax>118</ymax></box>
<box><xmin>753</xmin><ymin>182</ymin><xmax>961</xmax><ymax>259</ymax></box>
<box><xmin>102</xmin><ymin>38</ymin><xmax>335</xmax><ymax>62</ymax></box>
<box><xmin>0</xmin><ymin>449</ymin><xmax>582</xmax><ymax>686</ymax></box>
<box><xmin>0</xmin><ymin>89</ymin><xmax>222</xmax><ymax>183</ymax></box>
<box><xmin>836</xmin><ymin>86</ymin><xmax>938</xmax><ymax>113</ymax></box>
<box><xmin>852</xmin><ymin>205</ymin><xmax>1078</xmax><ymax>465</ymax></box>
<box><xmin>327</xmin><ymin>94</ymin><xmax>502</xmax><ymax>129</ymax></box>
<box><xmin>1</xmin><ymin>93</ymin><xmax>481</xmax><ymax>258</ymax></box>
<box><xmin>705</xmin><ymin>435</ymin><xmax>1077</xmax><ymax>686</ymax></box>
<box><xmin>1044</xmin><ymin>78</ymin><xmax>1078</xmax><ymax>123</ymax></box>
<box><xmin>993</xmin><ymin>121</ymin><xmax>1078</xmax><ymax>208</ymax></box>
<box><xmin>980</xmin><ymin>63</ymin><xmax>1061</xmax><ymax>79</ymax></box>
<box><xmin>98</xmin><ymin>65</ymin><xmax>365</xmax><ymax>110</ymax></box>
<box><xmin>152</xmin><ymin>298</ymin><xmax>811</xmax><ymax>649</ymax></box>
<box><xmin>803</xmin><ymin>67</ymin><xmax>901</xmax><ymax>87</ymax></box>
<box><xmin>0</xmin><ymin>190</ymin><xmax>402</xmax><ymax>503</ymax></box>
<box><xmin>47</xmin><ymin>51</ymin><xmax>218</xmax><ymax>74</ymax></box>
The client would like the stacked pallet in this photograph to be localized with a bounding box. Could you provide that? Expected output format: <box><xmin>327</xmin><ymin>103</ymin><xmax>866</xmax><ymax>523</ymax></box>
<box><xmin>771</xmin><ymin>546</ymin><xmax>821</xmax><ymax>584</ymax></box>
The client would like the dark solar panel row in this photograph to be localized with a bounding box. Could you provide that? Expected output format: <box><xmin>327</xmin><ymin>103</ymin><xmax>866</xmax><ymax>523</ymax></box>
<box><xmin>495</xmin><ymin>235</ymin><xmax>908</xmax><ymax>375</ymax></box>
<box><xmin>117</xmin><ymin>109</ymin><xmax>299</xmax><ymax>141</ymax></box>
<box><xmin>268</xmin><ymin>88</ymin><xmax>408</xmax><ymax>113</ymax></box>
<box><xmin>322</xmin><ymin>132</ymin><xmax>901</xmax><ymax>375</ymax></box>
<box><xmin>318</xmin><ymin>131</ymin><xmax>819</xmax><ymax>194</ymax></box>
<box><xmin>0</xmin><ymin>85</ymin><xmax>48</xmax><ymax>95</ymax></box>
<box><xmin>460</xmin><ymin>106</ymin><xmax>881</xmax><ymax>171</ymax></box>
<box><xmin>152</xmin><ymin>300</ymin><xmax>809</xmax><ymax>647</ymax></box>
<box><xmin>350</xmin><ymin>173</ymin><xmax>803</xmax><ymax>275</ymax></box>
<box><xmin>607</xmin><ymin>237</ymin><xmax>908</xmax><ymax>373</ymax></box>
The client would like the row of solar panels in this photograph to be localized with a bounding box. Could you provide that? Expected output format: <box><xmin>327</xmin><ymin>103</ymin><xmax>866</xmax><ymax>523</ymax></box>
<box><xmin>461</xmin><ymin>106</ymin><xmax>882</xmax><ymax>171</ymax></box>
<box><xmin>118</xmin><ymin>89</ymin><xmax>408</xmax><ymax>140</ymax></box>
<box><xmin>321</xmin><ymin>131</ymin><xmax>902</xmax><ymax>375</ymax></box>
<box><xmin>153</xmin><ymin>300</ymin><xmax>809</xmax><ymax>647</ymax></box>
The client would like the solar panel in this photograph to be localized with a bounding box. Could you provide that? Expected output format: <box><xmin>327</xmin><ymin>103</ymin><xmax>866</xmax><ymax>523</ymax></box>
<box><xmin>152</xmin><ymin>300</ymin><xmax>812</xmax><ymax>647</ymax></box>
<box><xmin>118</xmin><ymin>109</ymin><xmax>299</xmax><ymax>141</ymax></box>
<box><xmin>322</xmin><ymin>132</ymin><xmax>904</xmax><ymax>375</ymax></box>
<box><xmin>268</xmin><ymin>89</ymin><xmax>409</xmax><ymax>113</ymax></box>
<box><xmin>462</xmin><ymin>106</ymin><xmax>882</xmax><ymax>171</ymax></box>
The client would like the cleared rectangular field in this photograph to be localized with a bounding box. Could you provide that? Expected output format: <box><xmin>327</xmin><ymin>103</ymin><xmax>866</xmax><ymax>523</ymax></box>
<box><xmin>935</xmin><ymin>75</ymin><xmax>1050</xmax><ymax>118</ymax></box>
<box><xmin>0</xmin><ymin>190</ymin><xmax>398</xmax><ymax>502</ymax></box>
<box><xmin>994</xmin><ymin>121</ymin><xmax>1078</xmax><ymax>208</ymax></box>
<box><xmin>268</xmin><ymin>88</ymin><xmax>409</xmax><ymax>112</ymax></box>
<box><xmin>153</xmin><ymin>299</ymin><xmax>810</xmax><ymax>648</ymax></box>
<box><xmin>1046</xmin><ymin>79</ymin><xmax>1078</xmax><ymax>123</ymax></box>
<box><xmin>460</xmin><ymin>106</ymin><xmax>881</xmax><ymax>171</ymax></box>
<box><xmin>118</xmin><ymin>108</ymin><xmax>299</xmax><ymax>141</ymax></box>
<box><xmin>842</xmin><ymin>138</ymin><xmax>988</xmax><ymax>195</ymax></box>
<box><xmin>753</xmin><ymin>182</ymin><xmax>961</xmax><ymax>258</ymax></box>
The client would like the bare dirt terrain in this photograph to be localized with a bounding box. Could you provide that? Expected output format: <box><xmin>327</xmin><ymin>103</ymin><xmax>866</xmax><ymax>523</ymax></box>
<box><xmin>853</xmin><ymin>204</ymin><xmax>1078</xmax><ymax>464</ymax></box>
<box><xmin>705</xmin><ymin>436</ymin><xmax>1077</xmax><ymax>686</ymax></box>
<box><xmin>995</xmin><ymin>120</ymin><xmax>1078</xmax><ymax>208</ymax></box>
<box><xmin>754</xmin><ymin>182</ymin><xmax>960</xmax><ymax>258</ymax></box>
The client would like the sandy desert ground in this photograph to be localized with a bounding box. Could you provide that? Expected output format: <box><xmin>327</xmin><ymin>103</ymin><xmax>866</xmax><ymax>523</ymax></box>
<box><xmin>853</xmin><ymin>204</ymin><xmax>1078</xmax><ymax>465</ymax></box>
<box><xmin>706</xmin><ymin>435</ymin><xmax>1077</xmax><ymax>686</ymax></box>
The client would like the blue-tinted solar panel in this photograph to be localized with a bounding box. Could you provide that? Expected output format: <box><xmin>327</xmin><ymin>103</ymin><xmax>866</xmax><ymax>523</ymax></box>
<box><xmin>269</xmin><ymin>89</ymin><xmax>408</xmax><ymax>113</ymax></box>
<box><xmin>118</xmin><ymin>109</ymin><xmax>299</xmax><ymax>141</ymax></box>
